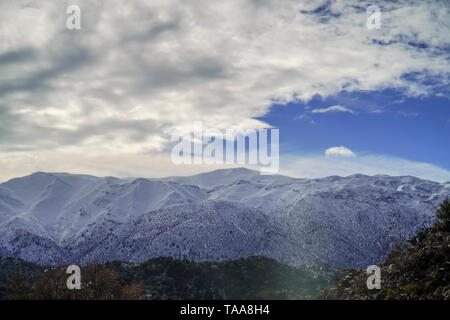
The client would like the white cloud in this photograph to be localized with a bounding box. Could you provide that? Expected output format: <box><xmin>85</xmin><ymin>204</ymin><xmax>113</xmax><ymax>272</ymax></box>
<box><xmin>311</xmin><ymin>105</ymin><xmax>355</xmax><ymax>114</ymax></box>
<box><xmin>325</xmin><ymin>146</ymin><xmax>356</xmax><ymax>157</ymax></box>
<box><xmin>0</xmin><ymin>0</ymin><xmax>449</xmax><ymax>154</ymax></box>
<box><xmin>281</xmin><ymin>154</ymin><xmax>450</xmax><ymax>183</ymax></box>
<box><xmin>398</xmin><ymin>111</ymin><xmax>419</xmax><ymax>117</ymax></box>
<box><xmin>0</xmin><ymin>0</ymin><xmax>448</xmax><ymax>179</ymax></box>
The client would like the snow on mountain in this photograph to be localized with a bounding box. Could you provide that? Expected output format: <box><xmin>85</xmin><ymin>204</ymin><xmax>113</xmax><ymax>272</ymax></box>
<box><xmin>0</xmin><ymin>168</ymin><xmax>449</xmax><ymax>267</ymax></box>
<box><xmin>76</xmin><ymin>200</ymin><xmax>274</xmax><ymax>265</ymax></box>
<box><xmin>164</xmin><ymin>167</ymin><xmax>293</xmax><ymax>189</ymax></box>
<box><xmin>0</xmin><ymin>172</ymin><xmax>208</xmax><ymax>245</ymax></box>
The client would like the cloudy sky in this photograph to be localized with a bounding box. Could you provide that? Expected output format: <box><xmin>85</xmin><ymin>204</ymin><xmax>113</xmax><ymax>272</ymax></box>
<box><xmin>0</xmin><ymin>0</ymin><xmax>449</xmax><ymax>182</ymax></box>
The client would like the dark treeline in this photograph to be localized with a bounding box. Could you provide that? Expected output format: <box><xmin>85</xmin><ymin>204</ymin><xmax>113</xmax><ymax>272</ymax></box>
<box><xmin>0</xmin><ymin>256</ymin><xmax>337</xmax><ymax>300</ymax></box>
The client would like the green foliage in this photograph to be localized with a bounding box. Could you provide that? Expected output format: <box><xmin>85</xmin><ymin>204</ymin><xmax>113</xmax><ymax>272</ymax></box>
<box><xmin>403</xmin><ymin>283</ymin><xmax>419</xmax><ymax>294</ymax></box>
<box><xmin>0</xmin><ymin>256</ymin><xmax>339</xmax><ymax>300</ymax></box>
<box><xmin>435</xmin><ymin>198</ymin><xmax>450</xmax><ymax>232</ymax></box>
<box><xmin>4</xmin><ymin>263</ymin><xmax>145</xmax><ymax>300</ymax></box>
<box><xmin>112</xmin><ymin>256</ymin><xmax>338</xmax><ymax>300</ymax></box>
<box><xmin>0</xmin><ymin>257</ymin><xmax>40</xmax><ymax>299</ymax></box>
<box><xmin>385</xmin><ymin>288</ymin><xmax>397</xmax><ymax>300</ymax></box>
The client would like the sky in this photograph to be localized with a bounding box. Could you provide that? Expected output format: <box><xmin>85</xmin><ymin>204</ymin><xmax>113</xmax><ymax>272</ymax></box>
<box><xmin>0</xmin><ymin>0</ymin><xmax>449</xmax><ymax>182</ymax></box>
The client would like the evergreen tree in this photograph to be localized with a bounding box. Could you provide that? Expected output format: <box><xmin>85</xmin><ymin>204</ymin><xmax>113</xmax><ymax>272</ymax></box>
<box><xmin>435</xmin><ymin>199</ymin><xmax>450</xmax><ymax>232</ymax></box>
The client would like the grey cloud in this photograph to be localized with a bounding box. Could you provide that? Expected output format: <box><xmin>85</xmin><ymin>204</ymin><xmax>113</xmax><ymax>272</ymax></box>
<box><xmin>123</xmin><ymin>20</ymin><xmax>181</xmax><ymax>43</ymax></box>
<box><xmin>0</xmin><ymin>116</ymin><xmax>166</xmax><ymax>152</ymax></box>
<box><xmin>0</xmin><ymin>107</ymin><xmax>21</xmax><ymax>143</ymax></box>
<box><xmin>0</xmin><ymin>45</ymin><xmax>95</xmax><ymax>98</ymax></box>
<box><xmin>0</xmin><ymin>48</ymin><xmax>36</xmax><ymax>66</ymax></box>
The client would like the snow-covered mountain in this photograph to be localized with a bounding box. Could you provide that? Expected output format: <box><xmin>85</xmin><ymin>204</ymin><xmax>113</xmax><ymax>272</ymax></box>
<box><xmin>0</xmin><ymin>168</ymin><xmax>449</xmax><ymax>267</ymax></box>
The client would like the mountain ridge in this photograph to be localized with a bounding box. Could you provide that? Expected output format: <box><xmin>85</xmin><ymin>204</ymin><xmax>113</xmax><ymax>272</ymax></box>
<box><xmin>0</xmin><ymin>168</ymin><xmax>449</xmax><ymax>268</ymax></box>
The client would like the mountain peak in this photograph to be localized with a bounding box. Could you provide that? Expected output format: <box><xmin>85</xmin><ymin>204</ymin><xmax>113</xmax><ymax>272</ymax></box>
<box><xmin>164</xmin><ymin>167</ymin><xmax>262</xmax><ymax>189</ymax></box>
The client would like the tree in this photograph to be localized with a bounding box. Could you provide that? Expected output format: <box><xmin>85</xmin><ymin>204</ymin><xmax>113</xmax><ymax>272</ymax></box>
<box><xmin>435</xmin><ymin>199</ymin><xmax>450</xmax><ymax>232</ymax></box>
<box><xmin>6</xmin><ymin>265</ymin><xmax>146</xmax><ymax>300</ymax></box>
<box><xmin>6</xmin><ymin>269</ymin><xmax>31</xmax><ymax>300</ymax></box>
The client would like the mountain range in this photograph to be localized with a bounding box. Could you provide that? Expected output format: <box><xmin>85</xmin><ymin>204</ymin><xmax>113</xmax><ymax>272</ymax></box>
<box><xmin>0</xmin><ymin>168</ymin><xmax>449</xmax><ymax>268</ymax></box>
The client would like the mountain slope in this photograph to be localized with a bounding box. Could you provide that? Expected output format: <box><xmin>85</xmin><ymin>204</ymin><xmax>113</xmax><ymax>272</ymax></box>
<box><xmin>319</xmin><ymin>200</ymin><xmax>450</xmax><ymax>300</ymax></box>
<box><xmin>0</xmin><ymin>169</ymin><xmax>449</xmax><ymax>267</ymax></box>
